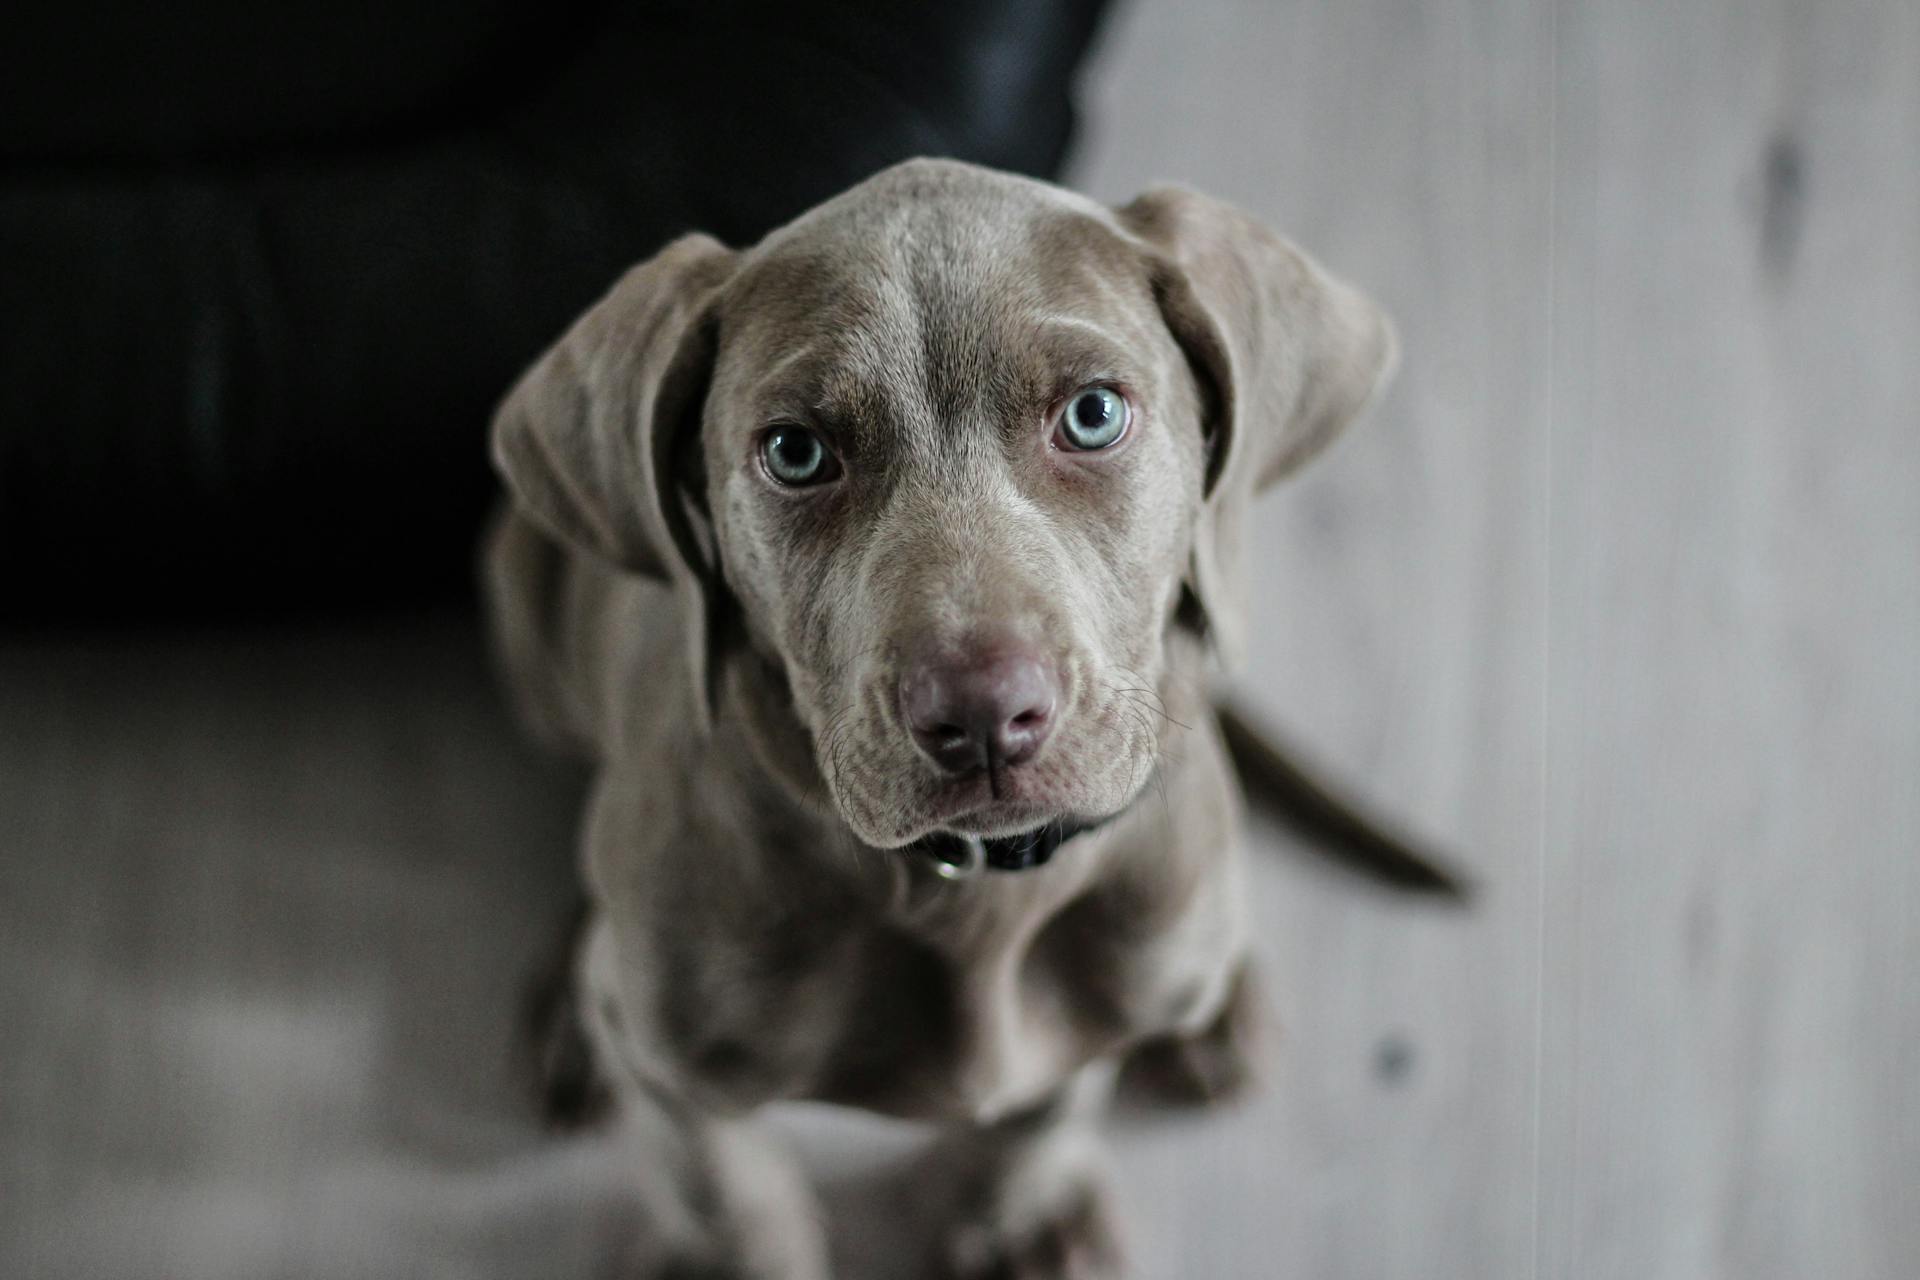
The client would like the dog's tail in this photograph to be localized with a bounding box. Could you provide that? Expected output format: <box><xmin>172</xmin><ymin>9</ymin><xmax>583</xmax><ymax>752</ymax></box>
<box><xmin>1215</xmin><ymin>701</ymin><xmax>1472</xmax><ymax>901</ymax></box>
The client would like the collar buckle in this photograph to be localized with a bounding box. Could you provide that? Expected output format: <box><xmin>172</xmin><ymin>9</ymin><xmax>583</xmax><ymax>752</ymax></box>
<box><xmin>929</xmin><ymin>834</ymin><xmax>987</xmax><ymax>880</ymax></box>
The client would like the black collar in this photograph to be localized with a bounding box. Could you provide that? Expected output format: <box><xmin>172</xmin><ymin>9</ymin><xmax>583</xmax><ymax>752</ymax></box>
<box><xmin>909</xmin><ymin>814</ymin><xmax>1106</xmax><ymax>876</ymax></box>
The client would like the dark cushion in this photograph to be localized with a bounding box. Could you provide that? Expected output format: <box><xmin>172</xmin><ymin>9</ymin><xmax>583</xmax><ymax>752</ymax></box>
<box><xmin>0</xmin><ymin>0</ymin><xmax>1108</xmax><ymax>619</ymax></box>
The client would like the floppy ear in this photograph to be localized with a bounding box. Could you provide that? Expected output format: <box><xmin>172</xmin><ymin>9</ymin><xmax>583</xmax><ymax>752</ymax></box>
<box><xmin>1116</xmin><ymin>187</ymin><xmax>1398</xmax><ymax>669</ymax></box>
<box><xmin>490</xmin><ymin>232</ymin><xmax>737</xmax><ymax>725</ymax></box>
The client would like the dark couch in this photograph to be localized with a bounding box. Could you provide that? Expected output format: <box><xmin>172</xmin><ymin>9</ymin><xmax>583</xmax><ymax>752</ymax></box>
<box><xmin>1</xmin><ymin>0</ymin><xmax>1108</xmax><ymax>619</ymax></box>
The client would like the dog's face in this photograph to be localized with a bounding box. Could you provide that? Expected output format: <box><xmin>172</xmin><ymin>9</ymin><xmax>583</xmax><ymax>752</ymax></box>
<box><xmin>702</xmin><ymin>176</ymin><xmax>1207</xmax><ymax>846</ymax></box>
<box><xmin>493</xmin><ymin>160</ymin><xmax>1395</xmax><ymax>851</ymax></box>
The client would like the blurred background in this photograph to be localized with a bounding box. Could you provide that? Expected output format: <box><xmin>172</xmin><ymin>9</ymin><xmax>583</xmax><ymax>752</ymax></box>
<box><xmin>3</xmin><ymin>0</ymin><xmax>1915</xmax><ymax>1277</ymax></box>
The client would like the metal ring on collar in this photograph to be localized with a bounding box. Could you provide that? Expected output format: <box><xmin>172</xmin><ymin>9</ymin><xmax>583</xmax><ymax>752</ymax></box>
<box><xmin>930</xmin><ymin>834</ymin><xmax>986</xmax><ymax>880</ymax></box>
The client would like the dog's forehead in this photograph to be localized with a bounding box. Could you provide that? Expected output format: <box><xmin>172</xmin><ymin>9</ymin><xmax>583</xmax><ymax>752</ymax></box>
<box><xmin>712</xmin><ymin>163</ymin><xmax>1151</xmax><ymax>429</ymax></box>
<box><xmin>748</xmin><ymin>157</ymin><xmax>1120</xmax><ymax>283</ymax></box>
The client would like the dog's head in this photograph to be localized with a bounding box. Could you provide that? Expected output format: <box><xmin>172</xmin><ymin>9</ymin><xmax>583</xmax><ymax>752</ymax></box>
<box><xmin>493</xmin><ymin>160</ymin><xmax>1394</xmax><ymax>850</ymax></box>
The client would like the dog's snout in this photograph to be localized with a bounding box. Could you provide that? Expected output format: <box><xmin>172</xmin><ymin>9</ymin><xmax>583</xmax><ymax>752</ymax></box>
<box><xmin>899</xmin><ymin>650</ymin><xmax>1058</xmax><ymax>774</ymax></box>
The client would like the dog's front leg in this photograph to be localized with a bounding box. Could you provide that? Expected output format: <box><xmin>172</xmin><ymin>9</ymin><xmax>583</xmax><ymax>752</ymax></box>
<box><xmin>589</xmin><ymin>1082</ymin><xmax>830</xmax><ymax>1280</ymax></box>
<box><xmin>921</xmin><ymin>1063</ymin><xmax>1125</xmax><ymax>1280</ymax></box>
<box><xmin>565</xmin><ymin>922</ymin><xmax>828</xmax><ymax>1280</ymax></box>
<box><xmin>1118</xmin><ymin>956</ymin><xmax>1274</xmax><ymax>1109</ymax></box>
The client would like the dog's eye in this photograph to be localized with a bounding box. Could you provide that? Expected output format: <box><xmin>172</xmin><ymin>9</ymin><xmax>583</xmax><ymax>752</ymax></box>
<box><xmin>761</xmin><ymin>425</ymin><xmax>841</xmax><ymax>487</ymax></box>
<box><xmin>1054</xmin><ymin>386</ymin><xmax>1130</xmax><ymax>451</ymax></box>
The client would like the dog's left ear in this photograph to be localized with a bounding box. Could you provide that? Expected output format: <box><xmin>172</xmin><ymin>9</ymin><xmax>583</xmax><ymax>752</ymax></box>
<box><xmin>490</xmin><ymin>233</ymin><xmax>738</xmax><ymax>728</ymax></box>
<box><xmin>1116</xmin><ymin>187</ymin><xmax>1398</xmax><ymax>666</ymax></box>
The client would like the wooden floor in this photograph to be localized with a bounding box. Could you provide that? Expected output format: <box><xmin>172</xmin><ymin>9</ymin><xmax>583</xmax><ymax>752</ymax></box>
<box><xmin>3</xmin><ymin>2</ymin><xmax>1915</xmax><ymax>1277</ymax></box>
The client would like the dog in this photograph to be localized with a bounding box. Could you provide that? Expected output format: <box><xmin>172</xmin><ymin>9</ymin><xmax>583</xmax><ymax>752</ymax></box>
<box><xmin>485</xmin><ymin>157</ymin><xmax>1403</xmax><ymax>1278</ymax></box>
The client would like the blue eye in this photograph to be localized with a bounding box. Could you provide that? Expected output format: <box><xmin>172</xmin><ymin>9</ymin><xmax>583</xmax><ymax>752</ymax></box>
<box><xmin>1055</xmin><ymin>386</ymin><xmax>1129</xmax><ymax>451</ymax></box>
<box><xmin>761</xmin><ymin>425</ymin><xmax>840</xmax><ymax>486</ymax></box>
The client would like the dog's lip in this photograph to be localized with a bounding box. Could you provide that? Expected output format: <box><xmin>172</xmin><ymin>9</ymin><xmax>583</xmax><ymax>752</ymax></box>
<box><xmin>914</xmin><ymin>775</ymin><xmax>1058</xmax><ymax>838</ymax></box>
<box><xmin>937</xmin><ymin>808</ymin><xmax>1061</xmax><ymax>840</ymax></box>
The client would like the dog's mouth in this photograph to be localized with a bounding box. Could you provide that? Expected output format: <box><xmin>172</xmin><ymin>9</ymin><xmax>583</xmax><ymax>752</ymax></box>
<box><xmin>817</xmin><ymin>686</ymin><xmax>1165</xmax><ymax>857</ymax></box>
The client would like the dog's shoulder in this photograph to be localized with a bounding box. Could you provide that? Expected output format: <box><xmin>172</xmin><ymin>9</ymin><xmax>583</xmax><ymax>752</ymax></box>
<box><xmin>483</xmin><ymin>505</ymin><xmax>694</xmax><ymax>761</ymax></box>
<box><xmin>581</xmin><ymin>747</ymin><xmax>888</xmax><ymax>1108</ymax></box>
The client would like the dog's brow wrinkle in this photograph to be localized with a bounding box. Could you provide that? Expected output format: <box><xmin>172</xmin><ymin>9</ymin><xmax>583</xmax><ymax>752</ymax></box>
<box><xmin>753</xmin><ymin>339</ymin><xmax>832</xmax><ymax>392</ymax></box>
<box><xmin>1031</xmin><ymin>321</ymin><xmax>1136</xmax><ymax>378</ymax></box>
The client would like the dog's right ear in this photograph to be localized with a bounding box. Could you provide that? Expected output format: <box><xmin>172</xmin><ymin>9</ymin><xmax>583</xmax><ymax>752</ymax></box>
<box><xmin>491</xmin><ymin>233</ymin><xmax>736</xmax><ymax>578</ymax></box>
<box><xmin>491</xmin><ymin>233</ymin><xmax>737</xmax><ymax>725</ymax></box>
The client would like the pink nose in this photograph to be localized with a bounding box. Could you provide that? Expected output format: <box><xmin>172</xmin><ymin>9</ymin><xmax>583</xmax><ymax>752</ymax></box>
<box><xmin>899</xmin><ymin>650</ymin><xmax>1059</xmax><ymax>774</ymax></box>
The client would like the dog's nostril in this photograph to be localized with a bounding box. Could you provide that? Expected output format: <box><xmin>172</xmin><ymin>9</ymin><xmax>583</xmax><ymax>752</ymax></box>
<box><xmin>1010</xmin><ymin>708</ymin><xmax>1046</xmax><ymax>729</ymax></box>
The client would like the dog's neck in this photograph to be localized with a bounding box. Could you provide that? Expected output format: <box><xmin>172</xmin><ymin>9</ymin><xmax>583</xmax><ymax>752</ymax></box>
<box><xmin>909</xmin><ymin>813</ymin><xmax>1113</xmax><ymax>875</ymax></box>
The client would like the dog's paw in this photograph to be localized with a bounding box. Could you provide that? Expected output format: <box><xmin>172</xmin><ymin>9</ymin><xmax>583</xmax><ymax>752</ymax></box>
<box><xmin>1118</xmin><ymin>961</ymin><xmax>1273</xmax><ymax>1109</ymax></box>
<box><xmin>650</xmin><ymin>1261</ymin><xmax>744</xmax><ymax>1280</ymax></box>
<box><xmin>623</xmin><ymin>1247</ymin><xmax>791</xmax><ymax>1280</ymax></box>
<box><xmin>937</xmin><ymin>1176</ymin><xmax>1125</xmax><ymax>1280</ymax></box>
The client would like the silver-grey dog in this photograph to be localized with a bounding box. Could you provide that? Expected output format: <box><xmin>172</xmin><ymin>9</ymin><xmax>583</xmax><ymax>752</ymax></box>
<box><xmin>485</xmin><ymin>158</ymin><xmax>1397</xmax><ymax>1278</ymax></box>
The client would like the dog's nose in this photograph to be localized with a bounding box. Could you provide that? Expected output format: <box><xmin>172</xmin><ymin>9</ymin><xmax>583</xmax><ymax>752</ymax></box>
<box><xmin>899</xmin><ymin>650</ymin><xmax>1059</xmax><ymax>774</ymax></box>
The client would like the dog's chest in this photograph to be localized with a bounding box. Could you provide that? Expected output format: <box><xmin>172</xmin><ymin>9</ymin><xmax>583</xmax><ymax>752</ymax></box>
<box><xmin>654</xmin><ymin>851</ymin><xmax>1238</xmax><ymax>1122</ymax></box>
